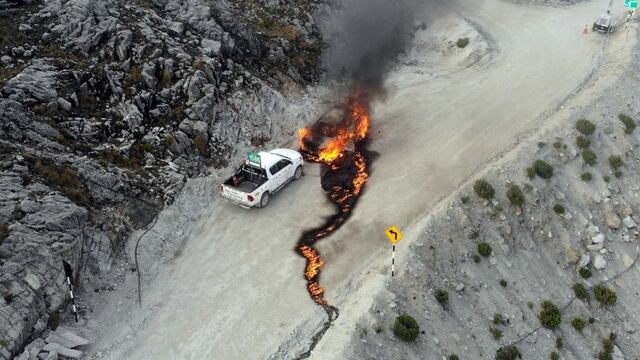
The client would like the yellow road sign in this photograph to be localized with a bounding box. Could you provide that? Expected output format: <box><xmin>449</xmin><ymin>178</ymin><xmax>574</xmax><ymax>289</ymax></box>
<box><xmin>385</xmin><ymin>225</ymin><xmax>404</xmax><ymax>244</ymax></box>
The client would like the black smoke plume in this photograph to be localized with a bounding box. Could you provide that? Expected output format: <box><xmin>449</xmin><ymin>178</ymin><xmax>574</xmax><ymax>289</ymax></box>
<box><xmin>320</xmin><ymin>0</ymin><xmax>426</xmax><ymax>89</ymax></box>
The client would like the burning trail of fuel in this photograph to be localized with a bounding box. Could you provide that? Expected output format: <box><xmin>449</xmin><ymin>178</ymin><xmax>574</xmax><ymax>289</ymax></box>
<box><xmin>293</xmin><ymin>93</ymin><xmax>373</xmax><ymax>357</ymax></box>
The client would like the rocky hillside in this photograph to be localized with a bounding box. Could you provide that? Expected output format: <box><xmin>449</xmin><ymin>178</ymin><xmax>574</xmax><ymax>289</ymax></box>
<box><xmin>0</xmin><ymin>0</ymin><xmax>324</xmax><ymax>358</ymax></box>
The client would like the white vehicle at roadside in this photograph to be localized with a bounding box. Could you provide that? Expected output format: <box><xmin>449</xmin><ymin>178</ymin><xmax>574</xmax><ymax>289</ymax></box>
<box><xmin>220</xmin><ymin>149</ymin><xmax>304</xmax><ymax>208</ymax></box>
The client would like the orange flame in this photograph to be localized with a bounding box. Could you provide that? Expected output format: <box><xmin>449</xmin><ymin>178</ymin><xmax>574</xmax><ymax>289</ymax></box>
<box><xmin>296</xmin><ymin>93</ymin><xmax>372</xmax><ymax>307</ymax></box>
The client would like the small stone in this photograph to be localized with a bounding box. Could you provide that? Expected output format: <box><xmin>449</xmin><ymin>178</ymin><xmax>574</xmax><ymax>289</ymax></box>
<box><xmin>606</xmin><ymin>213</ymin><xmax>621</xmax><ymax>229</ymax></box>
<box><xmin>18</xmin><ymin>23</ymin><xmax>32</xmax><ymax>32</ymax></box>
<box><xmin>592</xmin><ymin>233</ymin><xmax>605</xmax><ymax>244</ymax></box>
<box><xmin>623</xmin><ymin>216</ymin><xmax>637</xmax><ymax>229</ymax></box>
<box><xmin>1</xmin><ymin>55</ymin><xmax>11</xmax><ymax>63</ymax></box>
<box><xmin>578</xmin><ymin>254</ymin><xmax>590</xmax><ymax>268</ymax></box>
<box><xmin>593</xmin><ymin>254</ymin><xmax>606</xmax><ymax>270</ymax></box>
<box><xmin>12</xmin><ymin>46</ymin><xmax>24</xmax><ymax>56</ymax></box>
<box><xmin>587</xmin><ymin>243</ymin><xmax>604</xmax><ymax>252</ymax></box>
<box><xmin>455</xmin><ymin>283</ymin><xmax>465</xmax><ymax>292</ymax></box>
<box><xmin>57</xmin><ymin>98</ymin><xmax>72</xmax><ymax>111</ymax></box>
<box><xmin>489</xmin><ymin>257</ymin><xmax>498</xmax><ymax>266</ymax></box>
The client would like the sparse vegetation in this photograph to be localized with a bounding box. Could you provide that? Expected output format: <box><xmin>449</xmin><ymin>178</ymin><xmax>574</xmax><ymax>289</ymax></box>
<box><xmin>594</xmin><ymin>285</ymin><xmax>617</xmax><ymax>307</ymax></box>
<box><xmin>125</xmin><ymin>65</ymin><xmax>144</xmax><ymax>84</ymax></box>
<box><xmin>582</xmin><ymin>149</ymin><xmax>598</xmax><ymax>166</ymax></box>
<box><xmin>456</xmin><ymin>37</ymin><xmax>470</xmax><ymax>48</ymax></box>
<box><xmin>576</xmin><ymin>135</ymin><xmax>591</xmax><ymax>149</ymax></box>
<box><xmin>528</xmin><ymin>301</ymin><xmax>534</xmax><ymax>310</ymax></box>
<box><xmin>461</xmin><ymin>195</ymin><xmax>470</xmax><ymax>204</ymax></box>
<box><xmin>555</xmin><ymin>336</ymin><xmax>563</xmax><ymax>349</ymax></box>
<box><xmin>618</xmin><ymin>113</ymin><xmax>636</xmax><ymax>134</ymax></box>
<box><xmin>493</xmin><ymin>313</ymin><xmax>506</xmax><ymax>326</ymax></box>
<box><xmin>32</xmin><ymin>159</ymin><xmax>90</xmax><ymax>205</ymax></box>
<box><xmin>496</xmin><ymin>346</ymin><xmax>522</xmax><ymax>360</ymax></box>
<box><xmin>553</xmin><ymin>204</ymin><xmax>565</xmax><ymax>215</ymax></box>
<box><xmin>526</xmin><ymin>167</ymin><xmax>536</xmax><ymax>179</ymax></box>
<box><xmin>572</xmin><ymin>316</ymin><xmax>586</xmax><ymax>331</ymax></box>
<box><xmin>608</xmin><ymin>155</ymin><xmax>624</xmax><ymax>170</ymax></box>
<box><xmin>603</xmin><ymin>175</ymin><xmax>610</xmax><ymax>183</ymax></box>
<box><xmin>598</xmin><ymin>333</ymin><xmax>616</xmax><ymax>360</ymax></box>
<box><xmin>478</xmin><ymin>242</ymin><xmax>492</xmax><ymax>257</ymax></box>
<box><xmin>98</xmin><ymin>149</ymin><xmax>144</xmax><ymax>173</ymax></box>
<box><xmin>393</xmin><ymin>314</ymin><xmax>420</xmax><ymax>342</ymax></box>
<box><xmin>573</xmin><ymin>283</ymin><xmax>589</xmax><ymax>301</ymax></box>
<box><xmin>499</xmin><ymin>279</ymin><xmax>507</xmax><ymax>287</ymax></box>
<box><xmin>0</xmin><ymin>223</ymin><xmax>7</xmax><ymax>243</ymax></box>
<box><xmin>539</xmin><ymin>300</ymin><xmax>561</xmax><ymax>329</ymax></box>
<box><xmin>473</xmin><ymin>179</ymin><xmax>495</xmax><ymax>200</ymax></box>
<box><xmin>506</xmin><ymin>185</ymin><xmax>525</xmax><ymax>207</ymax></box>
<box><xmin>193</xmin><ymin>134</ymin><xmax>209</xmax><ymax>155</ymax></box>
<box><xmin>473</xmin><ymin>254</ymin><xmax>481</xmax><ymax>263</ymax></box>
<box><xmin>579</xmin><ymin>267</ymin><xmax>592</xmax><ymax>279</ymax></box>
<box><xmin>490</xmin><ymin>327</ymin><xmax>503</xmax><ymax>340</ymax></box>
<box><xmin>448</xmin><ymin>355</ymin><xmax>460</xmax><ymax>360</ymax></box>
<box><xmin>532</xmin><ymin>160</ymin><xmax>554</xmax><ymax>179</ymax></box>
<box><xmin>576</xmin><ymin>119</ymin><xmax>596</xmax><ymax>135</ymax></box>
<box><xmin>550</xmin><ymin>352</ymin><xmax>559</xmax><ymax>360</ymax></box>
<box><xmin>435</xmin><ymin>289</ymin><xmax>449</xmax><ymax>305</ymax></box>
<box><xmin>538</xmin><ymin>142</ymin><xmax>546</xmax><ymax>148</ymax></box>
<box><xmin>580</xmin><ymin>172</ymin><xmax>592</xmax><ymax>182</ymax></box>
<box><xmin>552</xmin><ymin>141</ymin><xmax>562</xmax><ymax>149</ymax></box>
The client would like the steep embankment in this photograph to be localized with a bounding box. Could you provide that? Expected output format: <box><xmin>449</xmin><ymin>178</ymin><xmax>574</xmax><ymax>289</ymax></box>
<box><xmin>0</xmin><ymin>0</ymin><xmax>325</xmax><ymax>358</ymax></box>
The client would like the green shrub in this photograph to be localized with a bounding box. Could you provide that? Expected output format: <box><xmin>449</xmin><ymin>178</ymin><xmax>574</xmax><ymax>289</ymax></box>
<box><xmin>435</xmin><ymin>289</ymin><xmax>449</xmax><ymax>305</ymax></box>
<box><xmin>553</xmin><ymin>204</ymin><xmax>565</xmax><ymax>214</ymax></box>
<box><xmin>576</xmin><ymin>119</ymin><xmax>596</xmax><ymax>135</ymax></box>
<box><xmin>573</xmin><ymin>283</ymin><xmax>589</xmax><ymax>301</ymax></box>
<box><xmin>576</xmin><ymin>135</ymin><xmax>591</xmax><ymax>149</ymax></box>
<box><xmin>474</xmin><ymin>179</ymin><xmax>495</xmax><ymax>200</ymax></box>
<box><xmin>473</xmin><ymin>254</ymin><xmax>481</xmax><ymax>263</ymax></box>
<box><xmin>594</xmin><ymin>285</ymin><xmax>617</xmax><ymax>307</ymax></box>
<box><xmin>533</xmin><ymin>160</ymin><xmax>554</xmax><ymax>179</ymax></box>
<box><xmin>615</xmin><ymin>170</ymin><xmax>623</xmax><ymax>178</ymax></box>
<box><xmin>551</xmin><ymin>352</ymin><xmax>559</xmax><ymax>360</ymax></box>
<box><xmin>608</xmin><ymin>155</ymin><xmax>623</xmax><ymax>170</ymax></box>
<box><xmin>493</xmin><ymin>313</ymin><xmax>506</xmax><ymax>326</ymax></box>
<box><xmin>553</xmin><ymin>141</ymin><xmax>562</xmax><ymax>149</ymax></box>
<box><xmin>618</xmin><ymin>113</ymin><xmax>636</xmax><ymax>134</ymax></box>
<box><xmin>490</xmin><ymin>327</ymin><xmax>503</xmax><ymax>340</ymax></box>
<box><xmin>572</xmin><ymin>316</ymin><xmax>587</xmax><ymax>331</ymax></box>
<box><xmin>461</xmin><ymin>196</ymin><xmax>470</xmax><ymax>204</ymax></box>
<box><xmin>478</xmin><ymin>242</ymin><xmax>492</xmax><ymax>257</ymax></box>
<box><xmin>538</xmin><ymin>142</ymin><xmax>546</xmax><ymax>148</ymax></box>
<box><xmin>539</xmin><ymin>300</ymin><xmax>561</xmax><ymax>329</ymax></box>
<box><xmin>556</xmin><ymin>336</ymin><xmax>563</xmax><ymax>349</ymax></box>
<box><xmin>506</xmin><ymin>185</ymin><xmax>525</xmax><ymax>207</ymax></box>
<box><xmin>449</xmin><ymin>355</ymin><xmax>460</xmax><ymax>360</ymax></box>
<box><xmin>598</xmin><ymin>333</ymin><xmax>616</xmax><ymax>360</ymax></box>
<box><xmin>581</xmin><ymin>172</ymin><xmax>592</xmax><ymax>181</ymax></box>
<box><xmin>526</xmin><ymin>167</ymin><xmax>536</xmax><ymax>179</ymax></box>
<box><xmin>499</xmin><ymin>279</ymin><xmax>507</xmax><ymax>287</ymax></box>
<box><xmin>603</xmin><ymin>175</ymin><xmax>610</xmax><ymax>183</ymax></box>
<box><xmin>496</xmin><ymin>346</ymin><xmax>522</xmax><ymax>360</ymax></box>
<box><xmin>579</xmin><ymin>267</ymin><xmax>592</xmax><ymax>279</ymax></box>
<box><xmin>456</xmin><ymin>37</ymin><xmax>470</xmax><ymax>48</ymax></box>
<box><xmin>393</xmin><ymin>314</ymin><xmax>420</xmax><ymax>342</ymax></box>
<box><xmin>582</xmin><ymin>149</ymin><xmax>598</xmax><ymax>166</ymax></box>
<box><xmin>527</xmin><ymin>301</ymin><xmax>534</xmax><ymax>309</ymax></box>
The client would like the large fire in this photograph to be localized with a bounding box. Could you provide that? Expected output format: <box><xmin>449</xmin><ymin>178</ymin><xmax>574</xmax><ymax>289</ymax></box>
<box><xmin>295</xmin><ymin>93</ymin><xmax>372</xmax><ymax>310</ymax></box>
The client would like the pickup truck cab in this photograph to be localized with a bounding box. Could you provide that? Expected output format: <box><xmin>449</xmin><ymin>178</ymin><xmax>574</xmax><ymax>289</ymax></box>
<box><xmin>220</xmin><ymin>149</ymin><xmax>304</xmax><ymax>208</ymax></box>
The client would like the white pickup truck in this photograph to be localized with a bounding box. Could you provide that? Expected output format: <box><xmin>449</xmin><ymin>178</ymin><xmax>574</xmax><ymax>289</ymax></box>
<box><xmin>220</xmin><ymin>149</ymin><xmax>304</xmax><ymax>208</ymax></box>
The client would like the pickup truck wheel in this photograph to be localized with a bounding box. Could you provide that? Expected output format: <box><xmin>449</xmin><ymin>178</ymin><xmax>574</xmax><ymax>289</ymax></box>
<box><xmin>260</xmin><ymin>192</ymin><xmax>270</xmax><ymax>208</ymax></box>
<box><xmin>294</xmin><ymin>166</ymin><xmax>303</xmax><ymax>180</ymax></box>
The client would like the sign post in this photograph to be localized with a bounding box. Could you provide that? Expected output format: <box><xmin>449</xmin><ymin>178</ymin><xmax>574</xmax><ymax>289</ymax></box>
<box><xmin>385</xmin><ymin>225</ymin><xmax>404</xmax><ymax>277</ymax></box>
<box><xmin>62</xmin><ymin>260</ymin><xmax>79</xmax><ymax>322</ymax></box>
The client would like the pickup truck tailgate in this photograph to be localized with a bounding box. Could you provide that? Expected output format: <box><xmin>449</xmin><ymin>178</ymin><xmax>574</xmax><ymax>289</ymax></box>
<box><xmin>222</xmin><ymin>186</ymin><xmax>246</xmax><ymax>203</ymax></box>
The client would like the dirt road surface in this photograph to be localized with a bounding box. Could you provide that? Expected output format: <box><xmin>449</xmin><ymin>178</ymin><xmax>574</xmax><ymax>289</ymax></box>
<box><xmin>86</xmin><ymin>0</ymin><xmax>633</xmax><ymax>358</ymax></box>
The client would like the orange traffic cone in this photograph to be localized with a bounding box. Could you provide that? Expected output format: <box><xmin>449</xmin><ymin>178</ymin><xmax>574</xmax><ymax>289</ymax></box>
<box><xmin>583</xmin><ymin>24</ymin><xmax>588</xmax><ymax>34</ymax></box>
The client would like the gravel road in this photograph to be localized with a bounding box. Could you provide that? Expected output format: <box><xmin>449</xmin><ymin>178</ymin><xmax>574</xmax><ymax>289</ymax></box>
<box><xmin>85</xmin><ymin>0</ymin><xmax>633</xmax><ymax>358</ymax></box>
